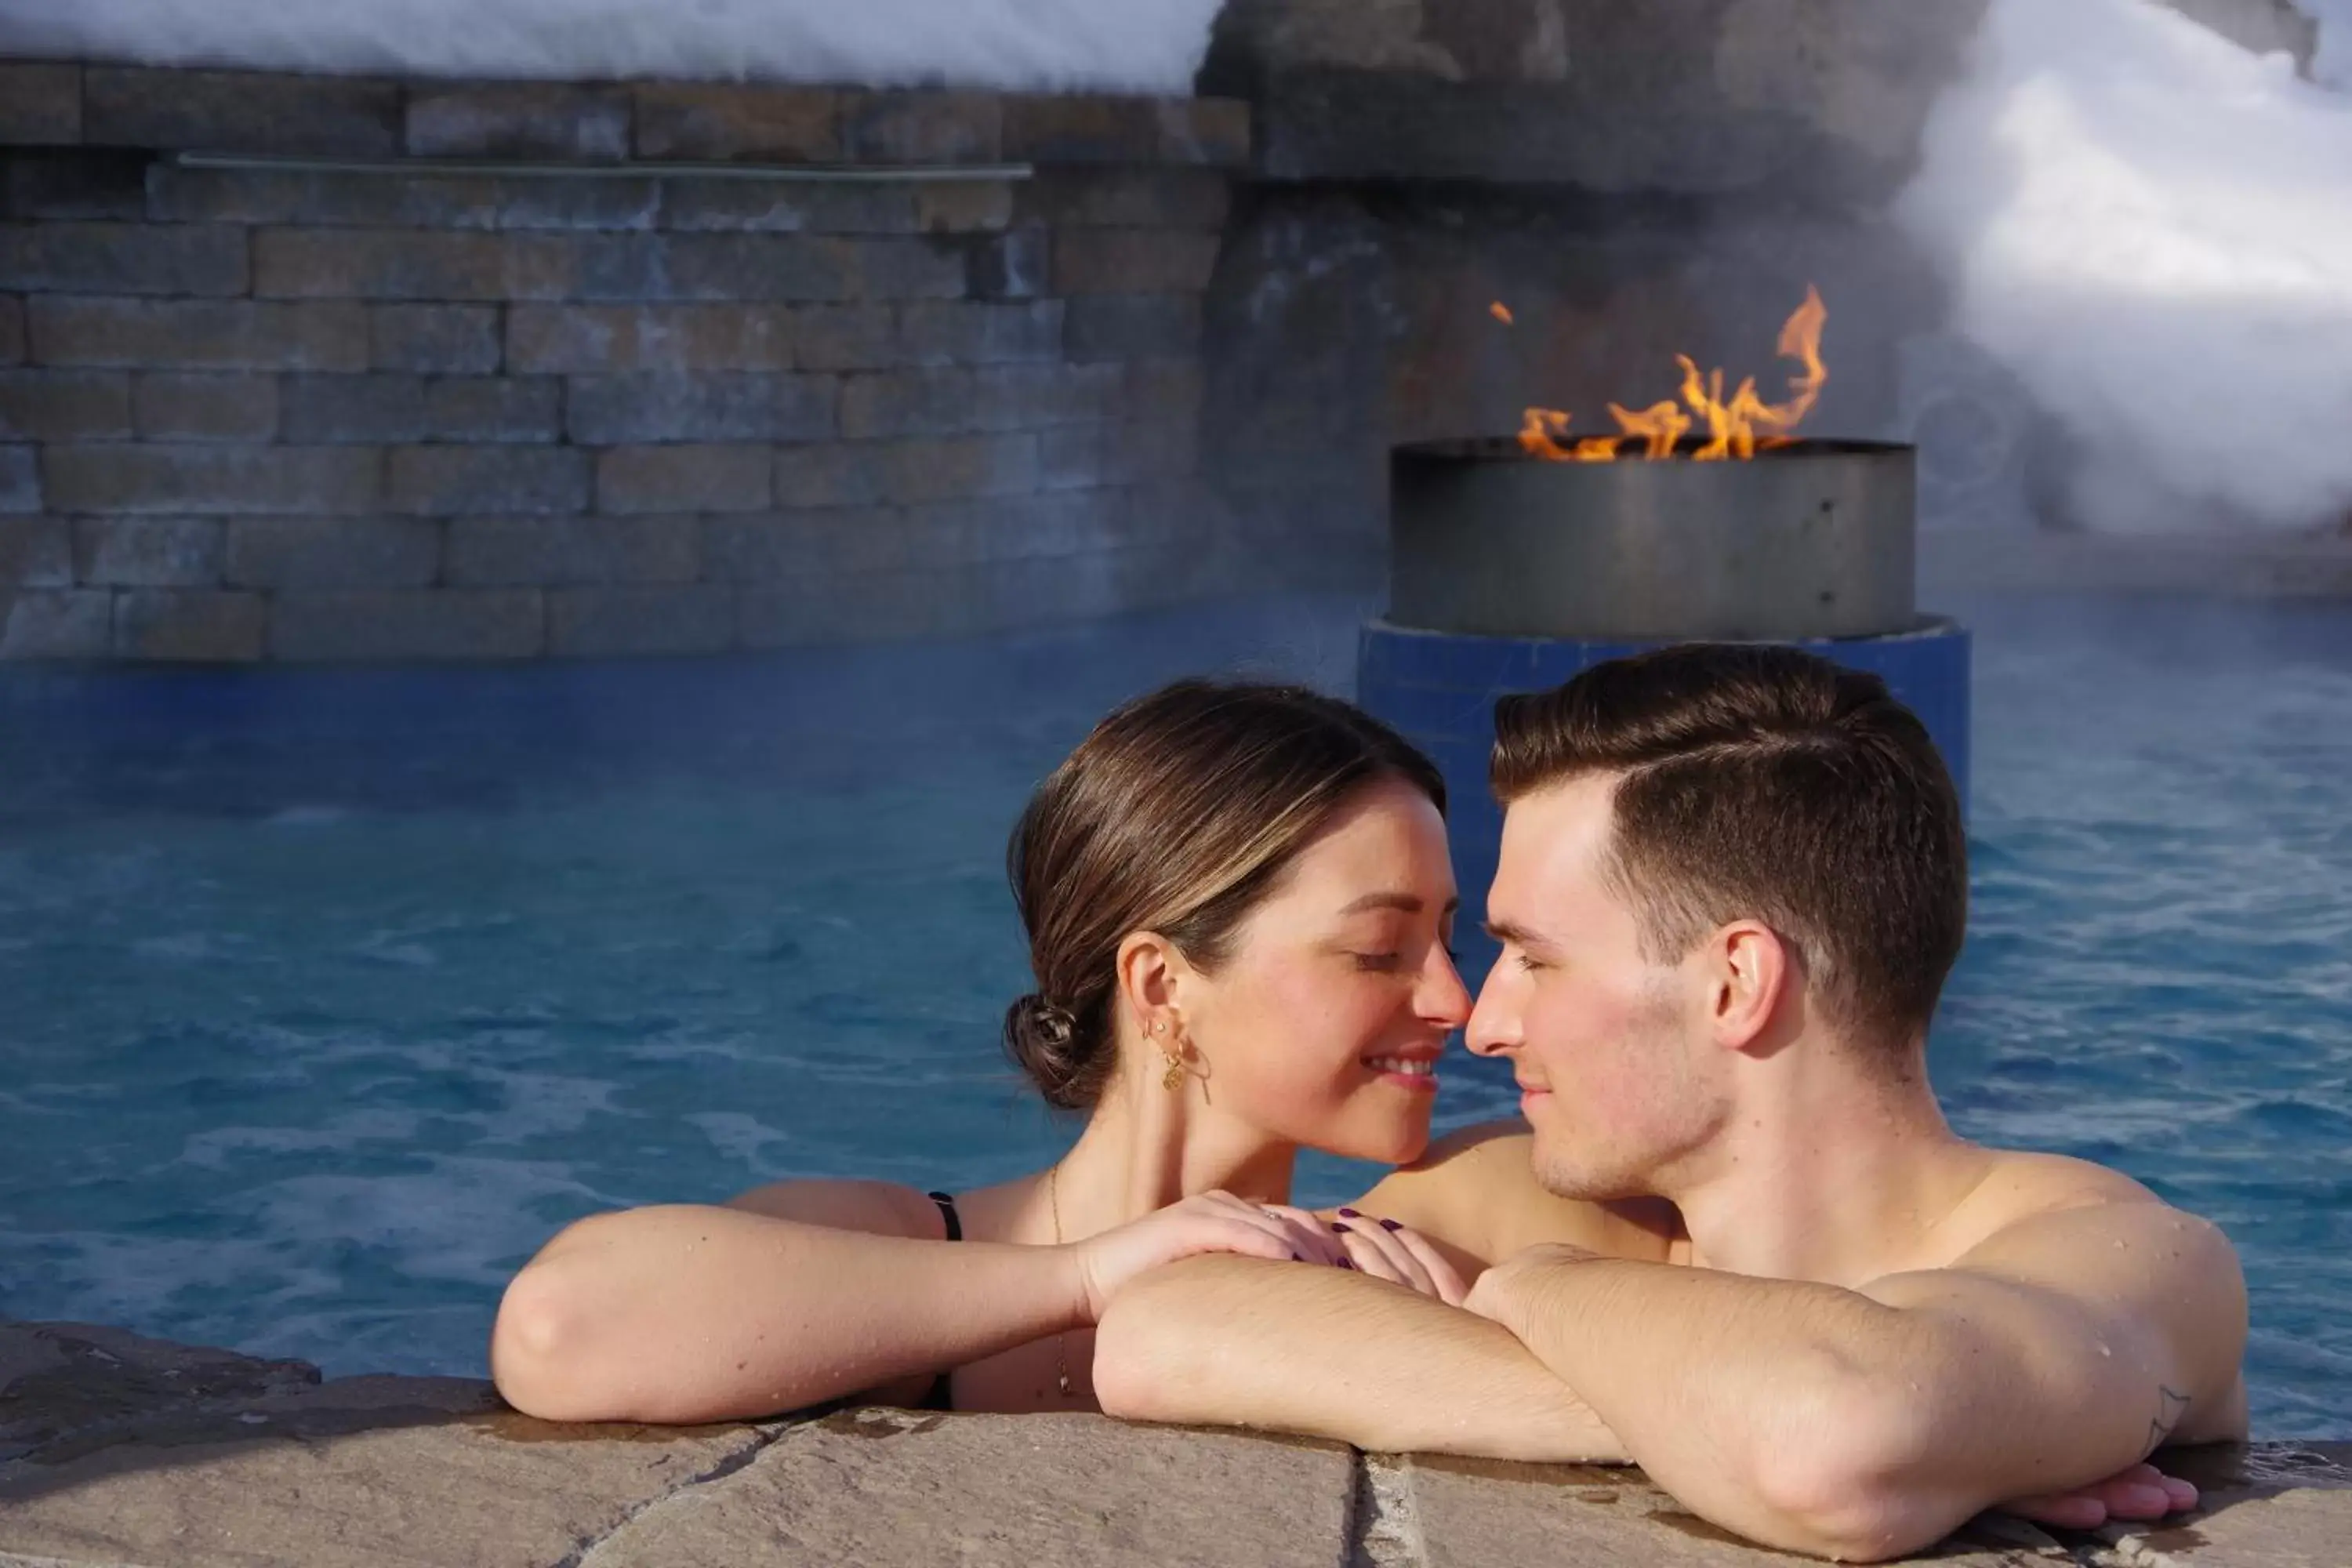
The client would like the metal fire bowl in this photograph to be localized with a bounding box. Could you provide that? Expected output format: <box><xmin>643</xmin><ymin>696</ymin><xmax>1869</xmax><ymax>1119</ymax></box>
<box><xmin>1389</xmin><ymin>437</ymin><xmax>1919</xmax><ymax>642</ymax></box>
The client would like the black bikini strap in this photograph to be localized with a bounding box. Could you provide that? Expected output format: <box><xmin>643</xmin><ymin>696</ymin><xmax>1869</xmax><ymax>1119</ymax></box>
<box><xmin>927</xmin><ymin>1190</ymin><xmax>962</xmax><ymax>1243</ymax></box>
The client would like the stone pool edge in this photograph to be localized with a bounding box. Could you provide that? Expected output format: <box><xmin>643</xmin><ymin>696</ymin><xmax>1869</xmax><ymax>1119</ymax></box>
<box><xmin>2</xmin><ymin>1318</ymin><xmax>2347</xmax><ymax>1566</ymax></box>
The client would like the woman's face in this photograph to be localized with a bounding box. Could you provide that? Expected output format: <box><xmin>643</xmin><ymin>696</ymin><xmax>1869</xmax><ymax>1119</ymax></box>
<box><xmin>1179</xmin><ymin>778</ymin><xmax>1472</xmax><ymax>1166</ymax></box>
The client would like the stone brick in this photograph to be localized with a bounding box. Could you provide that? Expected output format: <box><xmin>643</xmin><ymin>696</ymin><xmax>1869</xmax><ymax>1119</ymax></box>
<box><xmin>492</xmin><ymin>179</ymin><xmax>663</xmax><ymax>233</ymax></box>
<box><xmin>567</xmin><ymin>372</ymin><xmax>836</xmax><ymax>445</ymax></box>
<box><xmin>1041</xmin><ymin>420</ymin><xmax>1198</xmax><ymax>489</ymax></box>
<box><xmin>597</xmin><ymin>445</ymin><xmax>771</xmax><ymax>514</ymax></box>
<box><xmin>841</xmin><ymin>238</ymin><xmax>968</xmax><ymax>302</ymax></box>
<box><xmin>706</xmin><ymin>508</ymin><xmax>899</xmax><ymax>581</ymax></box>
<box><xmin>147</xmin><ymin>165</ymin><xmax>500</xmax><ymax>229</ymax></box>
<box><xmin>114</xmin><ymin>589</ymin><xmax>267</xmax><ymax>662</ymax></box>
<box><xmin>0</xmin><ymin>222</ymin><xmax>249</xmax><ymax>296</ymax></box>
<box><xmin>446</xmin><ymin>514</ymin><xmax>699</xmax><ymax>586</ymax></box>
<box><xmin>913</xmin><ymin>181</ymin><xmax>1017</xmax><ymax>234</ymax></box>
<box><xmin>633</xmin><ymin>85</ymin><xmax>841</xmax><ymax>163</ymax></box>
<box><xmin>967</xmin><ymin>230</ymin><xmax>1051</xmax><ymax>301</ymax></box>
<box><xmin>31</xmin><ymin>297</ymin><xmax>368</xmax><ymax>371</ymax></box>
<box><xmin>774</xmin><ymin>444</ymin><xmax>887</xmax><ymax>510</ymax></box>
<box><xmin>1001</xmin><ymin>96</ymin><xmax>1251</xmax><ymax>168</ymax></box>
<box><xmin>84</xmin><ymin>67</ymin><xmax>402</xmax><ymax>159</ymax></box>
<box><xmin>255</xmin><ymin>230</ymin><xmax>575</xmax><ymax>301</ymax></box>
<box><xmin>0</xmin><ymin>368</ymin><xmax>132</xmax><ymax>440</ymax></box>
<box><xmin>406</xmin><ymin>85</ymin><xmax>632</xmax><ymax>162</ymax></box>
<box><xmin>0</xmin><ymin>444</ymin><xmax>37</xmax><ymax>511</ymax></box>
<box><xmin>424</xmin><ymin>377</ymin><xmax>563</xmax><ymax>443</ymax></box>
<box><xmin>0</xmin><ymin>64</ymin><xmax>82</xmax><ymax>145</ymax></box>
<box><xmin>506</xmin><ymin>304</ymin><xmax>793</xmax><ymax>374</ymax></box>
<box><xmin>132</xmin><ymin>372</ymin><xmax>280</xmax><ymax>441</ymax></box>
<box><xmin>0</xmin><ymin>516</ymin><xmax>69</xmax><ymax>583</ymax></box>
<box><xmin>1</xmin><ymin>590</ymin><xmax>111</xmax><ymax>659</ymax></box>
<box><xmin>1123</xmin><ymin>358</ymin><xmax>1207</xmax><ymax>423</ymax></box>
<box><xmin>270</xmin><ymin>589</ymin><xmax>545</xmax><ymax>661</ymax></box>
<box><xmin>226</xmin><ymin>516</ymin><xmax>441</xmax><ymax>589</ymax></box>
<box><xmin>548</xmin><ymin>584</ymin><xmax>737</xmax><ymax>657</ymax></box>
<box><xmin>895</xmin><ymin>301</ymin><xmax>1063</xmax><ymax>366</ymax></box>
<box><xmin>281</xmin><ymin>375</ymin><xmax>428</xmax><ymax>445</ymax></box>
<box><xmin>1</xmin><ymin>149</ymin><xmax>149</xmax><ymax>221</ymax></box>
<box><xmin>0</xmin><ymin>296</ymin><xmax>22</xmax><ymax>364</ymax></box>
<box><xmin>1063</xmin><ymin>294</ymin><xmax>1202</xmax><ymax>361</ymax></box>
<box><xmin>371</xmin><ymin>305</ymin><xmax>502</xmax><ymax>374</ymax></box>
<box><xmin>659</xmin><ymin>180</ymin><xmax>915</xmax><ymax>236</ymax></box>
<box><xmin>919</xmin><ymin>491</ymin><xmax>1123</xmax><ymax>565</ymax></box>
<box><xmin>1053</xmin><ymin>228</ymin><xmax>1222</xmax><ymax>295</ymax></box>
<box><xmin>43</xmin><ymin>445</ymin><xmax>383</xmax><ymax>514</ymax></box>
<box><xmin>791</xmin><ymin>306</ymin><xmax>897</xmax><ymax>372</ymax></box>
<box><xmin>877</xmin><ymin>434</ymin><xmax>1040</xmax><ymax>504</ymax></box>
<box><xmin>840</xmin><ymin>363</ymin><xmax>1121</xmax><ymax>438</ymax></box>
<box><xmin>1016</xmin><ymin>169</ymin><xmax>1232</xmax><ymax>231</ymax></box>
<box><xmin>844</xmin><ymin>93</ymin><xmax>1003</xmax><ymax>165</ymax></box>
<box><xmin>73</xmin><ymin>516</ymin><xmax>223</xmax><ymax>586</ymax></box>
<box><xmin>389</xmin><ymin>446</ymin><xmax>590</xmax><ymax>516</ymax></box>
<box><xmin>650</xmin><ymin>234</ymin><xmax>856</xmax><ymax>303</ymax></box>
<box><xmin>840</xmin><ymin>370</ymin><xmax>967</xmax><ymax>439</ymax></box>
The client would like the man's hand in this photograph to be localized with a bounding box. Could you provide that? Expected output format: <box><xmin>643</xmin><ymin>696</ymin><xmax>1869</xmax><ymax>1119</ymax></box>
<box><xmin>1465</xmin><ymin>1242</ymin><xmax>1602</xmax><ymax>1335</ymax></box>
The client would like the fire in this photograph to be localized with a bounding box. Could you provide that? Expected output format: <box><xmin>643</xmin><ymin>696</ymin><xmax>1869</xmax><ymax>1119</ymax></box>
<box><xmin>1490</xmin><ymin>302</ymin><xmax>1515</xmax><ymax>325</ymax></box>
<box><xmin>1508</xmin><ymin>286</ymin><xmax>1828</xmax><ymax>463</ymax></box>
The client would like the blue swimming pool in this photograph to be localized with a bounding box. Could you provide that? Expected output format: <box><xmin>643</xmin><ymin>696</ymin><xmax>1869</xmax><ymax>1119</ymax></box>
<box><xmin>1</xmin><ymin>590</ymin><xmax>2347</xmax><ymax>1438</ymax></box>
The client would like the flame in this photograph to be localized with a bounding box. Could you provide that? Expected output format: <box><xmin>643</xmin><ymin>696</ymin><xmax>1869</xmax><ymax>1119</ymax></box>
<box><xmin>1490</xmin><ymin>302</ymin><xmax>1515</xmax><ymax>325</ymax></box>
<box><xmin>1507</xmin><ymin>286</ymin><xmax>1828</xmax><ymax>463</ymax></box>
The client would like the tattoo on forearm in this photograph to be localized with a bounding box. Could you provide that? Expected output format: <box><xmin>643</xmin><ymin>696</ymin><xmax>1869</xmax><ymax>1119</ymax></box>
<box><xmin>2145</xmin><ymin>1386</ymin><xmax>2193</xmax><ymax>1456</ymax></box>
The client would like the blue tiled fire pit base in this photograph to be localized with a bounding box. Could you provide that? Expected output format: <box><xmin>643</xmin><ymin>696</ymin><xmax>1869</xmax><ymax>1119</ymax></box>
<box><xmin>1357</xmin><ymin>616</ymin><xmax>1973</xmax><ymax>974</ymax></box>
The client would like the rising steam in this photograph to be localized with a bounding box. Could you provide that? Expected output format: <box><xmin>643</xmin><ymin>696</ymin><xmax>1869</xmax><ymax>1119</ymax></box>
<box><xmin>1897</xmin><ymin>0</ymin><xmax>2352</xmax><ymax>535</ymax></box>
<box><xmin>0</xmin><ymin>0</ymin><xmax>1225</xmax><ymax>95</ymax></box>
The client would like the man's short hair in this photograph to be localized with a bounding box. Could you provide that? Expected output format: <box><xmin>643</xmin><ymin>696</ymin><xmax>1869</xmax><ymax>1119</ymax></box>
<box><xmin>1490</xmin><ymin>644</ymin><xmax>1968</xmax><ymax>1055</ymax></box>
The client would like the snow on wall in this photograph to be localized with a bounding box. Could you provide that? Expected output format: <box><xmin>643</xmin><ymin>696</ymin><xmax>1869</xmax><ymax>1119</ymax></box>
<box><xmin>0</xmin><ymin>0</ymin><xmax>1227</xmax><ymax>96</ymax></box>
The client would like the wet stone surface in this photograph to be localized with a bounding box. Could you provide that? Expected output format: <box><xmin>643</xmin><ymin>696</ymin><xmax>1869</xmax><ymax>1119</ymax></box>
<box><xmin>2</xmin><ymin>1320</ymin><xmax>2348</xmax><ymax>1567</ymax></box>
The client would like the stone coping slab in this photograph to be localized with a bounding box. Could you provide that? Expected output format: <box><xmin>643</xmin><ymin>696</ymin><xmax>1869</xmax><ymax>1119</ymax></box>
<box><xmin>3</xmin><ymin>1320</ymin><xmax>2347</xmax><ymax>1566</ymax></box>
<box><xmin>0</xmin><ymin>61</ymin><xmax>1250</xmax><ymax>171</ymax></box>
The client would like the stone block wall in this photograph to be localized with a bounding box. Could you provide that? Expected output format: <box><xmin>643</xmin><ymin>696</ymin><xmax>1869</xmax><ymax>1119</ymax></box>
<box><xmin>0</xmin><ymin>64</ymin><xmax>1244</xmax><ymax>661</ymax></box>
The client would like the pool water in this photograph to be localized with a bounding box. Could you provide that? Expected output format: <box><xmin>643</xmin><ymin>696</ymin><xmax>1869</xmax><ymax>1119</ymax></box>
<box><xmin>1</xmin><ymin>591</ymin><xmax>2347</xmax><ymax>1439</ymax></box>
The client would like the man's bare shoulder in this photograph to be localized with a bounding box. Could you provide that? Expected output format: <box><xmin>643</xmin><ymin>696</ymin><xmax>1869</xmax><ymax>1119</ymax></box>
<box><xmin>1882</xmin><ymin>1145</ymin><xmax>2249</xmax><ymax>1445</ymax></box>
<box><xmin>1353</xmin><ymin>1120</ymin><xmax>1678</xmax><ymax>1269</ymax></box>
<box><xmin>1937</xmin><ymin>1145</ymin><xmax>2173</xmax><ymax>1258</ymax></box>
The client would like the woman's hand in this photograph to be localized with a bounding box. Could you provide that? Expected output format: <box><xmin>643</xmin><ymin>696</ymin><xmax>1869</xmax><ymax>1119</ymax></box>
<box><xmin>1070</xmin><ymin>1192</ymin><xmax>1345</xmax><ymax>1320</ymax></box>
<box><xmin>1325</xmin><ymin>1209</ymin><xmax>1472</xmax><ymax>1305</ymax></box>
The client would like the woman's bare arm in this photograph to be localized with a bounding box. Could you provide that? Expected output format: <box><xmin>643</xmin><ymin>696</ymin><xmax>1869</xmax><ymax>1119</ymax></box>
<box><xmin>490</xmin><ymin>1180</ymin><xmax>1334</xmax><ymax>1425</ymax></box>
<box><xmin>490</xmin><ymin>1180</ymin><xmax>1087</xmax><ymax>1424</ymax></box>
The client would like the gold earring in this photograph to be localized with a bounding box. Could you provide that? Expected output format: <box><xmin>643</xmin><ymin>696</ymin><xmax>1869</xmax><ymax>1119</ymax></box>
<box><xmin>1161</xmin><ymin>1049</ymin><xmax>1185</xmax><ymax>1093</ymax></box>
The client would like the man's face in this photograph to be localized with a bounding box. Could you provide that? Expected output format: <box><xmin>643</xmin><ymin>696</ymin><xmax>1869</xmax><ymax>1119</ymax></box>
<box><xmin>1466</xmin><ymin>775</ymin><xmax>1730</xmax><ymax>1200</ymax></box>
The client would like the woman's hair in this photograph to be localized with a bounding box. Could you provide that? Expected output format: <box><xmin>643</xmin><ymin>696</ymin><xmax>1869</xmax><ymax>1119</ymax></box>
<box><xmin>1004</xmin><ymin>680</ymin><xmax>1446</xmax><ymax>1109</ymax></box>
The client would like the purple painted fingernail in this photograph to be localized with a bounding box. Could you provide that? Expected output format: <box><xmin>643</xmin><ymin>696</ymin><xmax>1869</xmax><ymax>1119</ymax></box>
<box><xmin>1330</xmin><ymin>1221</ymin><xmax>1351</xmax><ymax>1233</ymax></box>
<box><xmin>1380</xmin><ymin>1218</ymin><xmax>1403</xmax><ymax>1232</ymax></box>
<box><xmin>1338</xmin><ymin>1259</ymin><xmax>1355</xmax><ymax>1270</ymax></box>
<box><xmin>1338</xmin><ymin>1207</ymin><xmax>1361</xmax><ymax>1218</ymax></box>
<box><xmin>1291</xmin><ymin>1251</ymin><xmax>1305</xmax><ymax>1261</ymax></box>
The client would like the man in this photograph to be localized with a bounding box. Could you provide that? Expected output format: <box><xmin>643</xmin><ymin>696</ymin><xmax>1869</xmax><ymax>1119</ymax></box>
<box><xmin>1091</xmin><ymin>644</ymin><xmax>2247</xmax><ymax>1563</ymax></box>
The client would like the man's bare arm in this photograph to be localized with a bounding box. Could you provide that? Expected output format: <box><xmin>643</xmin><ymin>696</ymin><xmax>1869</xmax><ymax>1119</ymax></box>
<box><xmin>1093</xmin><ymin>1255</ymin><xmax>1628</xmax><ymax>1464</ymax></box>
<box><xmin>1469</xmin><ymin>1200</ymin><xmax>2248</xmax><ymax>1562</ymax></box>
<box><xmin>1344</xmin><ymin>1120</ymin><xmax>1679</xmax><ymax>1276</ymax></box>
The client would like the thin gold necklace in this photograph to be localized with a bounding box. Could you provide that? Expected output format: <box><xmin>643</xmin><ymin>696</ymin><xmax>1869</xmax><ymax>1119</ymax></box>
<box><xmin>1047</xmin><ymin>1163</ymin><xmax>1075</xmax><ymax>1399</ymax></box>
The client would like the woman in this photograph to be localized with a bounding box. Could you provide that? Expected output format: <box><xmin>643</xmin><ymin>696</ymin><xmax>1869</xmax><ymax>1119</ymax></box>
<box><xmin>492</xmin><ymin>678</ymin><xmax>1475</xmax><ymax>1422</ymax></box>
